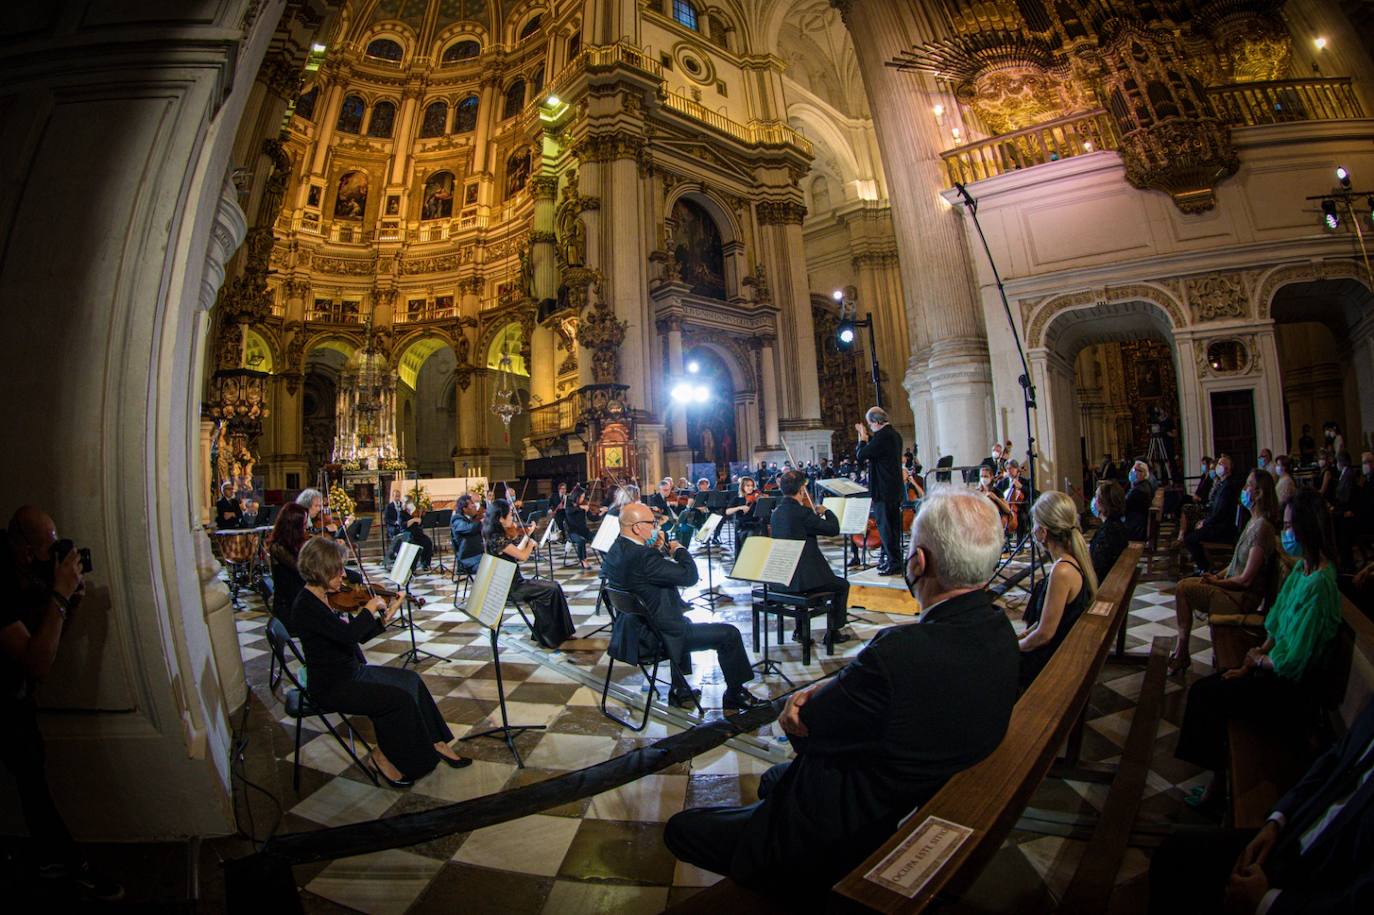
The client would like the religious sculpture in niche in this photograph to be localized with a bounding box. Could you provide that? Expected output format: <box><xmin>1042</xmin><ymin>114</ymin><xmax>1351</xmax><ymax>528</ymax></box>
<box><xmin>422</xmin><ymin>171</ymin><xmax>455</xmax><ymax>220</ymax></box>
<box><xmin>555</xmin><ymin>168</ymin><xmax>600</xmax><ymax>274</ymax></box>
<box><xmin>671</xmin><ymin>198</ymin><xmax>726</xmax><ymax>299</ymax></box>
<box><xmin>334</xmin><ymin>171</ymin><xmax>368</xmax><ymax>219</ymax></box>
<box><xmin>576</xmin><ymin>280</ymin><xmax>627</xmax><ymax>385</ymax></box>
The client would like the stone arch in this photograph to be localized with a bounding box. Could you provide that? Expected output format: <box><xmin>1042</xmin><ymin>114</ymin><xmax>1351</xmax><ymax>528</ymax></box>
<box><xmin>663</xmin><ymin>184</ymin><xmax>742</xmax><ymax>246</ymax></box>
<box><xmin>1255</xmin><ymin>259</ymin><xmax>1371</xmax><ymax>320</ymax></box>
<box><xmin>1025</xmin><ymin>282</ymin><xmax>1185</xmax><ymax>350</ymax></box>
<box><xmin>431</xmin><ymin>22</ymin><xmax>491</xmax><ymax>61</ymax></box>
<box><xmin>303</xmin><ymin>332</ymin><xmax>363</xmax><ymax>360</ymax></box>
<box><xmin>681</xmin><ymin>331</ymin><xmax>756</xmax><ymax>395</ymax></box>
<box><xmin>503</xmin><ymin>1</ymin><xmax>549</xmax><ymax>46</ymax></box>
<box><xmin>243</xmin><ymin>326</ymin><xmax>279</xmax><ymax>373</ymax></box>
<box><xmin>350</xmin><ymin>20</ymin><xmax>420</xmax><ymax>54</ymax></box>
<box><xmin>785</xmin><ymin>101</ymin><xmax>861</xmax><ymax>184</ymax></box>
<box><xmin>392</xmin><ymin>328</ymin><xmax>456</xmax><ymax>377</ymax></box>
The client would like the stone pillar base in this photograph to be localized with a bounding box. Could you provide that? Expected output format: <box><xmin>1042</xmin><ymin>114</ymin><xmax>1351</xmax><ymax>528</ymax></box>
<box><xmin>925</xmin><ymin>337</ymin><xmax>994</xmax><ymax>467</ymax></box>
<box><xmin>777</xmin><ymin>427</ymin><xmax>836</xmax><ymax>465</ymax></box>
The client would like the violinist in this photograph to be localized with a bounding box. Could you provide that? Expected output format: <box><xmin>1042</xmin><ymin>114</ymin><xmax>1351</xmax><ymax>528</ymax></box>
<box><xmin>552</xmin><ymin>482</ymin><xmax>569</xmax><ymax>542</ymax></box>
<box><xmin>648</xmin><ymin>478</ymin><xmax>676</xmax><ymax>519</ymax></box>
<box><xmin>386</xmin><ymin>499</ymin><xmax>433</xmax><ymax>571</ymax></box>
<box><xmin>483</xmin><ymin>499</ymin><xmax>575</xmax><ymax>647</ymax></box>
<box><xmin>297</xmin><ymin>488</ymin><xmax>345</xmax><ymax>539</ymax></box>
<box><xmin>769</xmin><ymin>470</ymin><xmax>851</xmax><ymax>647</ymax></box>
<box><xmin>266</xmin><ymin>502</ymin><xmax>309</xmax><ymax>633</ymax></box>
<box><xmin>608</xmin><ymin>484</ymin><xmax>640</xmax><ymax>518</ymax></box>
<box><xmin>724</xmin><ymin>476</ymin><xmax>761</xmax><ymax>556</ymax></box>
<box><xmin>383</xmin><ymin>493</ymin><xmax>409</xmax><ymax>542</ymax></box>
<box><xmin>977</xmin><ymin>465</ymin><xmax>1015</xmax><ymax>540</ymax></box>
<box><xmin>449</xmin><ymin>493</ymin><xmax>485</xmax><ymax>576</ymax></box>
<box><xmin>564</xmin><ymin>484</ymin><xmax>597</xmax><ymax>570</ymax></box>
<box><xmin>291</xmin><ymin>537</ymin><xmax>472</xmax><ymax>787</ymax></box>
<box><xmin>999</xmin><ymin>460</ymin><xmax>1028</xmax><ymax>538</ymax></box>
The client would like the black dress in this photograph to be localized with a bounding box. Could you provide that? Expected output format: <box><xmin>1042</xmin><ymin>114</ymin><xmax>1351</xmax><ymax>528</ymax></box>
<box><xmin>289</xmin><ymin>589</ymin><xmax>452</xmax><ymax>780</ymax></box>
<box><xmin>1088</xmin><ymin>519</ymin><xmax>1130</xmax><ymax>585</ymax></box>
<box><xmin>727</xmin><ymin>494</ymin><xmax>760</xmax><ymax>557</ymax></box>
<box><xmin>485</xmin><ymin>531</ymin><xmax>576</xmax><ymax>648</ymax></box>
<box><xmin>1018</xmin><ymin>558</ymin><xmax>1091</xmax><ymax>690</ymax></box>
<box><xmin>268</xmin><ymin>542</ymin><xmax>305</xmax><ymax>634</ymax></box>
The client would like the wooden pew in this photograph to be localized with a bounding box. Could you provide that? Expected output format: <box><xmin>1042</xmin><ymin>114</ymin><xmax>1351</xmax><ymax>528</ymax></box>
<box><xmin>829</xmin><ymin>544</ymin><xmax>1144</xmax><ymax>912</ymax></box>
<box><xmin>1219</xmin><ymin>595</ymin><xmax>1374</xmax><ymax>828</ymax></box>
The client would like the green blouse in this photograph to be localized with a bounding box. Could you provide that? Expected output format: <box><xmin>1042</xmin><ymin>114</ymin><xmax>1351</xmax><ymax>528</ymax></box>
<box><xmin>1264</xmin><ymin>562</ymin><xmax>1341</xmax><ymax>681</ymax></box>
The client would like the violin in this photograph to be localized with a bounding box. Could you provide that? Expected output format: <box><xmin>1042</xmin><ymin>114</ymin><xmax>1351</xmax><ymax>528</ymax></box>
<box><xmin>745</xmin><ymin>490</ymin><xmax>759</xmax><ymax>506</ymax></box>
<box><xmin>328</xmin><ymin>582</ymin><xmax>414</xmax><ymax>614</ymax></box>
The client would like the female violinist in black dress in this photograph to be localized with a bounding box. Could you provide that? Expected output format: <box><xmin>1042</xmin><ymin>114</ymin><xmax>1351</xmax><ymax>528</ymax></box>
<box><xmin>290</xmin><ymin>537</ymin><xmax>471</xmax><ymax>787</ymax></box>
<box><xmin>483</xmin><ymin>500</ymin><xmax>576</xmax><ymax>648</ymax></box>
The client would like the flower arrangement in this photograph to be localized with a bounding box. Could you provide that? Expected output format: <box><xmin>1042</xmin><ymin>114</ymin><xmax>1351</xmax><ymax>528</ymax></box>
<box><xmin>340</xmin><ymin>459</ymin><xmax>362</xmax><ymax>472</ymax></box>
<box><xmin>407</xmin><ymin>482</ymin><xmax>433</xmax><ymax>515</ymax></box>
<box><xmin>328</xmin><ymin>483</ymin><xmax>355</xmax><ymax>519</ymax></box>
<box><xmin>380</xmin><ymin>458</ymin><xmax>406</xmax><ymax>471</ymax></box>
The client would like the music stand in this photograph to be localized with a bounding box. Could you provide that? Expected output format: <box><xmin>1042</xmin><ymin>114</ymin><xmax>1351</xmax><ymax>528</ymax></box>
<box><xmin>423</xmin><ymin>509</ymin><xmax>452</xmax><ymax>575</ymax></box>
<box><xmin>689</xmin><ymin>514</ymin><xmax>732</xmax><ymax>611</ymax></box>
<box><xmin>390</xmin><ymin>543</ymin><xmax>442</xmax><ymax>668</ymax></box>
<box><xmin>459</xmin><ymin>554</ymin><xmax>545</xmax><ymax>767</ymax></box>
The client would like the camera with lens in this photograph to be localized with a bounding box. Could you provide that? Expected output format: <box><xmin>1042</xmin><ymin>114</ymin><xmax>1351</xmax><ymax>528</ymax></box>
<box><xmin>54</xmin><ymin>538</ymin><xmax>94</xmax><ymax>574</ymax></box>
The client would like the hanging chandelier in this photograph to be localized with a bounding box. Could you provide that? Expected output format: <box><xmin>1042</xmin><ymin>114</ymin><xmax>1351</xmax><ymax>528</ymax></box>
<box><xmin>333</xmin><ymin>319</ymin><xmax>400</xmax><ymax>469</ymax></box>
<box><xmin>490</xmin><ymin>346</ymin><xmax>522</xmax><ymax>428</ymax></box>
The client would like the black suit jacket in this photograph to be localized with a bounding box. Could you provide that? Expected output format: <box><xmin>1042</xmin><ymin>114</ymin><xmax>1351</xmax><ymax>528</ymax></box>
<box><xmin>564</xmin><ymin>502</ymin><xmax>593</xmax><ymax>539</ymax></box>
<box><xmin>1267</xmin><ymin>698</ymin><xmax>1374</xmax><ymax>914</ymax></box>
<box><xmin>856</xmin><ymin>423</ymin><xmax>903</xmax><ymax>503</ymax></box>
<box><xmin>602</xmin><ymin>536</ymin><xmax>699</xmax><ymax>667</ymax></box>
<box><xmin>731</xmin><ymin>588</ymin><xmax>1020</xmax><ymax>890</ymax></box>
<box><xmin>646</xmin><ymin>492</ymin><xmax>672</xmax><ymax>517</ymax></box>
<box><xmin>382</xmin><ymin>501</ymin><xmax>408</xmax><ymax>530</ymax></box>
<box><xmin>768</xmin><ymin>498</ymin><xmax>841</xmax><ymax>592</ymax></box>
<box><xmin>1202</xmin><ymin>473</ymin><xmax>1241</xmax><ymax>540</ymax></box>
<box><xmin>1124</xmin><ymin>482</ymin><xmax>1153</xmax><ymax>541</ymax></box>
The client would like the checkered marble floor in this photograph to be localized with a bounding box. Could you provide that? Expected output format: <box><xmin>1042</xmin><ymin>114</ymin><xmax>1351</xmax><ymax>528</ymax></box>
<box><xmin>226</xmin><ymin>521</ymin><xmax>1216</xmax><ymax>914</ymax></box>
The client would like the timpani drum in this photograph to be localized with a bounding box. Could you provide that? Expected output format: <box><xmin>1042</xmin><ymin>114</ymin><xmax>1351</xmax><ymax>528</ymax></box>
<box><xmin>213</xmin><ymin>529</ymin><xmax>258</xmax><ymax>564</ymax></box>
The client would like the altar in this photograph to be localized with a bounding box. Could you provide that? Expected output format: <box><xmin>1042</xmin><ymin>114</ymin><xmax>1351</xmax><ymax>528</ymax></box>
<box><xmin>388</xmin><ymin>476</ymin><xmax>488</xmax><ymax>509</ymax></box>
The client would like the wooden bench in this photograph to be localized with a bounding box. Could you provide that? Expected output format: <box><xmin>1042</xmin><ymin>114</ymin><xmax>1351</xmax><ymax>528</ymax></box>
<box><xmin>1212</xmin><ymin>595</ymin><xmax>1374</xmax><ymax>828</ymax></box>
<box><xmin>667</xmin><ymin>545</ymin><xmax>1145</xmax><ymax>914</ymax></box>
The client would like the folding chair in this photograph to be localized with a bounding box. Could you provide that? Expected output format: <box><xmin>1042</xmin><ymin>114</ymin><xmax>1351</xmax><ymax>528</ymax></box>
<box><xmin>264</xmin><ymin>617</ymin><xmax>379</xmax><ymax>792</ymax></box>
<box><xmin>599</xmin><ymin>587</ymin><xmax>703</xmax><ymax>731</ymax></box>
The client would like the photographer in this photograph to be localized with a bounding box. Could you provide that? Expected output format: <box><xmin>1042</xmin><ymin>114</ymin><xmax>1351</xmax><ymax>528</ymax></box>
<box><xmin>0</xmin><ymin>506</ymin><xmax>122</xmax><ymax>900</ymax></box>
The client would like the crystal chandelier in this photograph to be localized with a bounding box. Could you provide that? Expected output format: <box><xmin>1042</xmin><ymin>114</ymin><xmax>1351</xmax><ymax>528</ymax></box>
<box><xmin>333</xmin><ymin>319</ymin><xmax>400</xmax><ymax>469</ymax></box>
<box><xmin>490</xmin><ymin>346</ymin><xmax>522</xmax><ymax>429</ymax></box>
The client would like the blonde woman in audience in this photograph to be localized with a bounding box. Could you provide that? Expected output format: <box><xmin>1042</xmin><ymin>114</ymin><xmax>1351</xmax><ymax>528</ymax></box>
<box><xmin>1017</xmin><ymin>491</ymin><xmax>1098</xmax><ymax>690</ymax></box>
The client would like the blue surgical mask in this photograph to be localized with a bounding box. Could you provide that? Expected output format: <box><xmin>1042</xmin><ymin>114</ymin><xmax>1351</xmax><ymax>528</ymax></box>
<box><xmin>1240</xmin><ymin>489</ymin><xmax>1253</xmax><ymax>509</ymax></box>
<box><xmin>1282</xmin><ymin>529</ymin><xmax>1300</xmax><ymax>557</ymax></box>
<box><xmin>1090</xmin><ymin>498</ymin><xmax>1101</xmax><ymax>519</ymax></box>
<box><xmin>1209</xmin><ymin>469</ymin><xmax>1218</xmax><ymax>479</ymax></box>
<box><xmin>644</xmin><ymin>527</ymin><xmax>660</xmax><ymax>547</ymax></box>
<box><xmin>1128</xmin><ymin>470</ymin><xmax>1139</xmax><ymax>484</ymax></box>
<box><xmin>1258</xmin><ymin>458</ymin><xmax>1267</xmax><ymax>470</ymax></box>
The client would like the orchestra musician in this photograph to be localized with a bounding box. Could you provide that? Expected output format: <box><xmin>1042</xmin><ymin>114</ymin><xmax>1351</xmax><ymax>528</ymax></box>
<box><xmin>215</xmin><ymin>481</ymin><xmax>244</xmax><ymax>530</ymax></box>
<box><xmin>602</xmin><ymin>503</ymin><xmax>765</xmax><ymax>711</ymax></box>
<box><xmin>296</xmin><ymin>487</ymin><xmax>362</xmax><ymax>583</ymax></box>
<box><xmin>552</xmin><ymin>482</ymin><xmax>569</xmax><ymax>542</ymax></box>
<box><xmin>266</xmin><ymin>502</ymin><xmax>310</xmax><ymax>633</ymax></box>
<box><xmin>999</xmin><ymin>460</ymin><xmax>1028</xmax><ymax>538</ymax></box>
<box><xmin>770</xmin><ymin>470</ymin><xmax>852</xmax><ymax>647</ymax></box>
<box><xmin>724</xmin><ymin>476</ymin><xmax>762</xmax><ymax>557</ymax></box>
<box><xmin>383</xmin><ymin>493</ymin><xmax>409</xmax><ymax>542</ymax></box>
<box><xmin>854</xmin><ymin>406</ymin><xmax>904</xmax><ymax>575</ymax></box>
<box><xmin>291</xmin><ymin>537</ymin><xmax>472</xmax><ymax>788</ymax></box>
<box><xmin>482</xmin><ymin>499</ymin><xmax>575</xmax><ymax>647</ymax></box>
<box><xmin>978</xmin><ymin>464</ymin><xmax>1016</xmax><ymax>539</ymax></box>
<box><xmin>564</xmin><ymin>484</ymin><xmax>598</xmax><ymax>570</ymax></box>
<box><xmin>608</xmin><ymin>484</ymin><xmax>640</xmax><ymax>518</ymax></box>
<box><xmin>449</xmin><ymin>493</ymin><xmax>484</xmax><ymax>576</ymax></box>
<box><xmin>387</xmin><ymin>499</ymin><xmax>433</xmax><ymax>571</ymax></box>
<box><xmin>648</xmin><ymin>477</ymin><xmax>676</xmax><ymax>518</ymax></box>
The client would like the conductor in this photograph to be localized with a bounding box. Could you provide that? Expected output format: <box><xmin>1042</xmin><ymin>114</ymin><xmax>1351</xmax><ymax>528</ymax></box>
<box><xmin>602</xmin><ymin>504</ymin><xmax>765</xmax><ymax>711</ymax></box>
<box><xmin>855</xmin><ymin>406</ymin><xmax>904</xmax><ymax>574</ymax></box>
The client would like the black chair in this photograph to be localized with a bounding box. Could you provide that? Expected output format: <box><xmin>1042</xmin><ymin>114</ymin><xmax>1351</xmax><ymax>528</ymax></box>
<box><xmin>599</xmin><ymin>587</ymin><xmax>703</xmax><ymax>730</ymax></box>
<box><xmin>346</xmin><ymin>516</ymin><xmax>372</xmax><ymax>544</ymax></box>
<box><xmin>264</xmin><ymin>617</ymin><xmax>379</xmax><ymax>792</ymax></box>
<box><xmin>750</xmin><ymin>585</ymin><xmax>834</xmax><ymax>666</ymax></box>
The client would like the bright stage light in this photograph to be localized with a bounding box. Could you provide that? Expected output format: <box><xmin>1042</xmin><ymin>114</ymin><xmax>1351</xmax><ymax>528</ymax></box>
<box><xmin>693</xmin><ymin>385</ymin><xmax>710</xmax><ymax>403</ymax></box>
<box><xmin>687</xmin><ymin>360</ymin><xmax>700</xmax><ymax>374</ymax></box>
<box><xmin>1322</xmin><ymin>199</ymin><xmax>1340</xmax><ymax>230</ymax></box>
<box><xmin>546</xmin><ymin>95</ymin><xmax>561</xmax><ymax>106</ymax></box>
<box><xmin>837</xmin><ymin>320</ymin><xmax>856</xmax><ymax>346</ymax></box>
<box><xmin>671</xmin><ymin>382</ymin><xmax>693</xmax><ymax>403</ymax></box>
<box><xmin>1337</xmin><ymin>165</ymin><xmax>1350</xmax><ymax>188</ymax></box>
<box><xmin>832</xmin><ymin>289</ymin><xmax>844</xmax><ymax>302</ymax></box>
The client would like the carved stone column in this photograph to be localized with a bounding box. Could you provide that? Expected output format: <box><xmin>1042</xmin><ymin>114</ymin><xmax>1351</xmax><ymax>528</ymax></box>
<box><xmin>756</xmin><ymin>333</ymin><xmax>781</xmax><ymax>449</ymax></box>
<box><xmin>756</xmin><ymin>201</ymin><xmax>823</xmax><ymax>426</ymax></box>
<box><xmin>589</xmin><ymin>132</ymin><xmax>650</xmax><ymax>410</ymax></box>
<box><xmin>455</xmin><ymin>366</ymin><xmax>489</xmax><ymax>476</ymax></box>
<box><xmin>309</xmin><ymin>71</ymin><xmax>346</xmax><ymax>177</ymax></box>
<box><xmin>854</xmin><ymin>249</ymin><xmax>914</xmax><ymax>435</ymax></box>
<box><xmin>390</xmin><ymin>84</ymin><xmax>421</xmax><ymax>185</ymax></box>
<box><xmin>833</xmin><ymin>0</ymin><xmax>992</xmax><ymax>463</ymax></box>
<box><xmin>529</xmin><ymin>174</ymin><xmax>559</xmax><ymax>302</ymax></box>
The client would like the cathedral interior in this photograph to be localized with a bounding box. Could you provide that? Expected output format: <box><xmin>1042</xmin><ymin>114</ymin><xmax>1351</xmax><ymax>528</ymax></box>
<box><xmin>2</xmin><ymin>0</ymin><xmax>1374</xmax><ymax>911</ymax></box>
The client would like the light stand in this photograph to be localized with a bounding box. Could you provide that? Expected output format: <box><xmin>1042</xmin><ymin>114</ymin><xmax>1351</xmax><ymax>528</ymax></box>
<box><xmin>835</xmin><ymin>288</ymin><xmax>883</xmax><ymax>410</ymax></box>
<box><xmin>1308</xmin><ymin>165</ymin><xmax>1374</xmax><ymax>287</ymax></box>
<box><xmin>952</xmin><ymin>182</ymin><xmax>1041</xmax><ymax>592</ymax></box>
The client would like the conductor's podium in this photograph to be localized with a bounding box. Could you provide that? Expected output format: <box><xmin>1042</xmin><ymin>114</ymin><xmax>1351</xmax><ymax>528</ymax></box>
<box><xmin>847</xmin><ymin>567</ymin><xmax>922</xmax><ymax>618</ymax></box>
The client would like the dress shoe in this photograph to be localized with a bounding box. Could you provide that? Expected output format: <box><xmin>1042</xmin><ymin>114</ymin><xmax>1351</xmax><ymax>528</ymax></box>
<box><xmin>846</xmin><ymin>558</ymin><xmax>862</xmax><ymax>569</ymax></box>
<box><xmin>439</xmin><ymin>752</ymin><xmax>474</xmax><ymax>769</ymax></box>
<box><xmin>790</xmin><ymin>628</ymin><xmax>816</xmax><ymax>647</ymax></box>
<box><xmin>668</xmin><ymin>687</ymin><xmax>702</xmax><ymax>709</ymax></box>
<box><xmin>722</xmin><ymin>687</ymin><xmax>769</xmax><ymax>711</ymax></box>
<box><xmin>877</xmin><ymin>566</ymin><xmax>902</xmax><ymax>576</ymax></box>
<box><xmin>828</xmin><ymin>628</ymin><xmax>855</xmax><ymax>645</ymax></box>
<box><xmin>371</xmin><ymin>763</ymin><xmax>414</xmax><ymax>788</ymax></box>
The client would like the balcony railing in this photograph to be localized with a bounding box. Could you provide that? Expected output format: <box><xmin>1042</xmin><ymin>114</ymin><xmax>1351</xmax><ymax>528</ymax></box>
<box><xmin>394</xmin><ymin>305</ymin><xmax>458</xmax><ymax>325</ymax></box>
<box><xmin>530</xmin><ymin>393</ymin><xmax>580</xmax><ymax>438</ymax></box>
<box><xmin>1208</xmin><ymin>76</ymin><xmax>1364</xmax><ymax>126</ymax></box>
<box><xmin>940</xmin><ymin>109</ymin><xmax>1118</xmax><ymax>185</ymax></box>
<box><xmin>662</xmin><ymin>91</ymin><xmax>813</xmax><ymax>155</ymax></box>
<box><xmin>307</xmin><ymin>304</ymin><xmax>361</xmax><ymax>324</ymax></box>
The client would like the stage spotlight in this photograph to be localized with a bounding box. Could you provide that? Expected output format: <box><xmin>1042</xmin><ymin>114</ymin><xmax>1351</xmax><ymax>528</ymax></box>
<box><xmin>1337</xmin><ymin>166</ymin><xmax>1350</xmax><ymax>187</ymax></box>
<box><xmin>546</xmin><ymin>94</ymin><xmax>561</xmax><ymax>106</ymax></box>
<box><xmin>837</xmin><ymin>319</ymin><xmax>856</xmax><ymax>347</ymax></box>
<box><xmin>687</xmin><ymin>360</ymin><xmax>699</xmax><ymax>374</ymax></box>
<box><xmin>832</xmin><ymin>289</ymin><xmax>844</xmax><ymax>302</ymax></box>
<box><xmin>671</xmin><ymin>382</ymin><xmax>693</xmax><ymax>403</ymax></box>
<box><xmin>1322</xmin><ymin>199</ymin><xmax>1340</xmax><ymax>230</ymax></box>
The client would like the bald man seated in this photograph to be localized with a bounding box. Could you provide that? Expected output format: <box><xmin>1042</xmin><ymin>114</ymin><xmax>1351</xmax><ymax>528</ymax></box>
<box><xmin>601</xmin><ymin>503</ymin><xmax>765</xmax><ymax>711</ymax></box>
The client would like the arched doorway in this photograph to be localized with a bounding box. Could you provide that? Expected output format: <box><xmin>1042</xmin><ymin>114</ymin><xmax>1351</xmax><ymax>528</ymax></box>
<box><xmin>302</xmin><ymin>341</ymin><xmax>356</xmax><ymax>481</ymax></box>
<box><xmin>1270</xmin><ymin>277</ymin><xmax>1373</xmax><ymax>455</ymax></box>
<box><xmin>396</xmin><ymin>337</ymin><xmax>457</xmax><ymax>476</ymax></box>
<box><xmin>682</xmin><ymin>346</ymin><xmax>738</xmax><ymax>473</ymax></box>
<box><xmin>1035</xmin><ymin>301</ymin><xmax>1183</xmax><ymax>491</ymax></box>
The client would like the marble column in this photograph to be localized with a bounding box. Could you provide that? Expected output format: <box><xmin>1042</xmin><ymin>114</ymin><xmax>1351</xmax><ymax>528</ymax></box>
<box><xmin>389</xmin><ymin>86</ymin><xmax>421</xmax><ymax>185</ymax></box>
<box><xmin>309</xmin><ymin>74</ymin><xmax>346</xmax><ymax>178</ymax></box>
<box><xmin>854</xmin><ymin>251</ymin><xmax>914</xmax><ymax>435</ymax></box>
<box><xmin>455</xmin><ymin>367</ymin><xmax>489</xmax><ymax>477</ymax></box>
<box><xmin>756</xmin><ymin>206</ymin><xmax>823</xmax><ymax>425</ymax></box>
<box><xmin>599</xmin><ymin>145</ymin><xmax>651</xmax><ymax>410</ymax></box>
<box><xmin>757</xmin><ymin>334</ymin><xmax>781</xmax><ymax>449</ymax></box>
<box><xmin>834</xmin><ymin>0</ymin><xmax>993</xmax><ymax>464</ymax></box>
<box><xmin>530</xmin><ymin>174</ymin><xmax>559</xmax><ymax>301</ymax></box>
<box><xmin>660</xmin><ymin>315</ymin><xmax>690</xmax><ymax>471</ymax></box>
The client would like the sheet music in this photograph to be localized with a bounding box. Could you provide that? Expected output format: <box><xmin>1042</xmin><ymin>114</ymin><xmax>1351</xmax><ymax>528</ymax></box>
<box><xmin>759</xmin><ymin>538</ymin><xmax>804</xmax><ymax>584</ymax></box>
<box><xmin>591</xmin><ymin>517</ymin><xmax>620</xmax><ymax>553</ymax></box>
<box><xmin>824</xmin><ymin>496</ymin><xmax>872</xmax><ymax>535</ymax></box>
<box><xmin>818</xmin><ymin>477</ymin><xmax>868</xmax><ymax>496</ymax></box>
<box><xmin>465</xmin><ymin>554</ymin><xmax>515</xmax><ymax>629</ymax></box>
<box><xmin>694</xmin><ymin>512</ymin><xmax>723</xmax><ymax>543</ymax></box>
<box><xmin>389</xmin><ymin>542</ymin><xmax>421</xmax><ymax>587</ymax></box>
<box><xmin>539</xmin><ymin>515</ymin><xmax>557</xmax><ymax>547</ymax></box>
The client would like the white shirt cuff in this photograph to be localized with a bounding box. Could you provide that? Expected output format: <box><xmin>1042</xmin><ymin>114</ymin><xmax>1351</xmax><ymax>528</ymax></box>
<box><xmin>1267</xmin><ymin>812</ymin><xmax>1286</xmax><ymax>829</ymax></box>
<box><xmin>1256</xmin><ymin>888</ymin><xmax>1281</xmax><ymax>915</ymax></box>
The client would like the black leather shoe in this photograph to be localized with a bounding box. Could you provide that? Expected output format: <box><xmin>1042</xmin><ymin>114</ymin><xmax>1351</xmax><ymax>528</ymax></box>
<box><xmin>723</xmin><ymin>687</ymin><xmax>769</xmax><ymax>711</ymax></box>
<box><xmin>790</xmin><ymin>628</ymin><xmax>815</xmax><ymax>647</ymax></box>
<box><xmin>668</xmin><ymin>687</ymin><xmax>702</xmax><ymax>709</ymax></box>
<box><xmin>877</xmin><ymin>566</ymin><xmax>902</xmax><ymax>576</ymax></box>
<box><xmin>828</xmin><ymin>629</ymin><xmax>855</xmax><ymax>645</ymax></box>
<box><xmin>371</xmin><ymin>763</ymin><xmax>414</xmax><ymax>788</ymax></box>
<box><xmin>440</xmin><ymin>752</ymin><xmax>474</xmax><ymax>769</ymax></box>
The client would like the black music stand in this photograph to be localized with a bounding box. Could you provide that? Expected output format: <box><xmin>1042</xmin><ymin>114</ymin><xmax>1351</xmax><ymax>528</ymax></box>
<box><xmin>460</xmin><ymin>625</ymin><xmax>545</xmax><ymax>767</ymax></box>
<box><xmin>423</xmin><ymin>509</ymin><xmax>452</xmax><ymax>575</ymax></box>
<box><xmin>750</xmin><ymin>583</ymin><xmax>795</xmax><ymax>686</ymax></box>
<box><xmin>689</xmin><ymin>515</ymin><xmax>732</xmax><ymax>612</ymax></box>
<box><xmin>392</xmin><ymin>544</ymin><xmax>441</xmax><ymax>668</ymax></box>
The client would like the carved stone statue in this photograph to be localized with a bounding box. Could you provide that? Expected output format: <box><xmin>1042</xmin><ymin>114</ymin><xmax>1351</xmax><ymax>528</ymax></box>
<box><xmin>562</xmin><ymin>218</ymin><xmax>586</xmax><ymax>267</ymax></box>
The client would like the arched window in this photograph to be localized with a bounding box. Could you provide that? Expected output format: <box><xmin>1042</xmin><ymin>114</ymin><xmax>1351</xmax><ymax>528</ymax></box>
<box><xmin>441</xmin><ymin>39</ymin><xmax>481</xmax><ymax>63</ymax></box>
<box><xmin>419</xmin><ymin>100</ymin><xmax>447</xmax><ymax>137</ymax></box>
<box><xmin>568</xmin><ymin>31</ymin><xmax>581</xmax><ymax>59</ymax></box>
<box><xmin>505</xmin><ymin>150</ymin><xmax>531</xmax><ymax>198</ymax></box>
<box><xmin>294</xmin><ymin>85</ymin><xmax>319</xmax><ymax>121</ymax></box>
<box><xmin>705</xmin><ymin>14</ymin><xmax>730</xmax><ymax>49</ymax></box>
<box><xmin>519</xmin><ymin>15</ymin><xmax>542</xmax><ymax>40</ymax></box>
<box><xmin>672</xmin><ymin>0</ymin><xmax>699</xmax><ymax>31</ymax></box>
<box><xmin>367</xmin><ymin>100</ymin><xmax>396</xmax><ymax>138</ymax></box>
<box><xmin>503</xmin><ymin>79</ymin><xmax>525</xmax><ymax>119</ymax></box>
<box><xmin>670</xmin><ymin>198</ymin><xmax>726</xmax><ymax>299</ymax></box>
<box><xmin>336</xmin><ymin>95</ymin><xmax>365</xmax><ymax>133</ymax></box>
<box><xmin>454</xmin><ymin>95</ymin><xmax>479</xmax><ymax>133</ymax></box>
<box><xmin>422</xmin><ymin>171</ymin><xmax>455</xmax><ymax>220</ymax></box>
<box><xmin>531</xmin><ymin>65</ymin><xmax>545</xmax><ymax>95</ymax></box>
<box><xmin>365</xmin><ymin>38</ymin><xmax>403</xmax><ymax>61</ymax></box>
